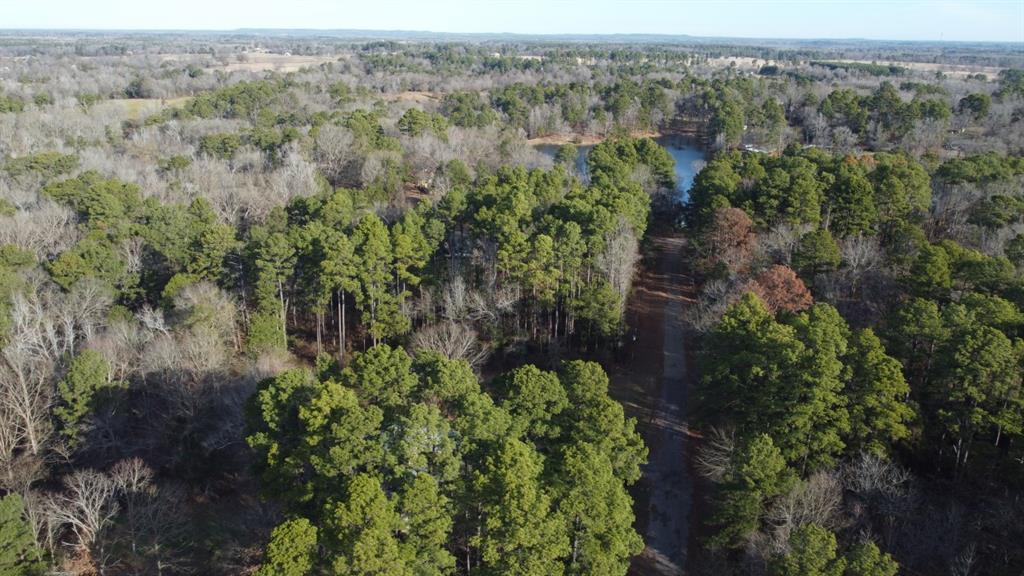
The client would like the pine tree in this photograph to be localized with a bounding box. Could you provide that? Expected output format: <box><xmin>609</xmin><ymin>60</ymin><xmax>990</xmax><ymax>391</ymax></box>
<box><xmin>499</xmin><ymin>365</ymin><xmax>569</xmax><ymax>441</ymax></box>
<box><xmin>393</xmin><ymin>403</ymin><xmax>460</xmax><ymax>483</ymax></box>
<box><xmin>558</xmin><ymin>361</ymin><xmax>646</xmax><ymax>485</ymax></box>
<box><xmin>768</xmin><ymin>524</ymin><xmax>845</xmax><ymax>576</ymax></box>
<box><xmin>709</xmin><ymin>434</ymin><xmax>795</xmax><ymax>549</ymax></box>
<box><xmin>792</xmin><ymin>228</ymin><xmax>841</xmax><ymax>284</ymax></box>
<box><xmin>701</xmin><ymin>293</ymin><xmax>804</xmax><ymax>445</ymax></box>
<box><xmin>473</xmin><ymin>439</ymin><xmax>569</xmax><ymax>576</ymax></box>
<box><xmin>704</xmin><ymin>295</ymin><xmax>853</xmax><ymax>469</ymax></box>
<box><xmin>391</xmin><ymin>208</ymin><xmax>433</xmax><ymax>297</ymax></box>
<box><xmin>256</xmin><ymin>518</ymin><xmax>317</xmax><ymax>576</ymax></box>
<box><xmin>785</xmin><ymin>303</ymin><xmax>851</xmax><ymax>470</ymax></box>
<box><xmin>186</xmin><ymin>221</ymin><xmax>238</xmax><ymax>284</ymax></box>
<box><xmin>526</xmin><ymin>234</ymin><xmax>560</xmax><ymax>309</ymax></box>
<box><xmin>54</xmin><ymin>349</ymin><xmax>115</xmax><ymax>447</ymax></box>
<box><xmin>843</xmin><ymin>328</ymin><xmax>914</xmax><ymax>456</ymax></box>
<box><xmin>343</xmin><ymin>344</ymin><xmax>418</xmax><ymax>412</ymax></box>
<box><xmin>909</xmin><ymin>244</ymin><xmax>952</xmax><ymax>300</ymax></box>
<box><xmin>353</xmin><ymin>214</ymin><xmax>408</xmax><ymax>344</ymax></box>
<box><xmin>828</xmin><ymin>161</ymin><xmax>876</xmax><ymax>236</ymax></box>
<box><xmin>935</xmin><ymin>323</ymin><xmax>1018</xmax><ymax>470</ymax></box>
<box><xmin>558</xmin><ymin>443</ymin><xmax>642</xmax><ymax>576</ymax></box>
<box><xmin>327</xmin><ymin>474</ymin><xmax>411</xmax><ymax>576</ymax></box>
<box><xmin>253</xmin><ymin>230</ymin><xmax>297</xmax><ymax>340</ymax></box>
<box><xmin>321</xmin><ymin>229</ymin><xmax>358</xmax><ymax>361</ymax></box>
<box><xmin>0</xmin><ymin>493</ymin><xmax>44</xmax><ymax>576</ymax></box>
<box><xmin>844</xmin><ymin>541</ymin><xmax>898</xmax><ymax>576</ymax></box>
<box><xmin>399</xmin><ymin>474</ymin><xmax>455</xmax><ymax>576</ymax></box>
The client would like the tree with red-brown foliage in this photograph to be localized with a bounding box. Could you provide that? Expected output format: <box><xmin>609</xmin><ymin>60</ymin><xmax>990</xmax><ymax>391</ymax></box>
<box><xmin>744</xmin><ymin>264</ymin><xmax>813</xmax><ymax>314</ymax></box>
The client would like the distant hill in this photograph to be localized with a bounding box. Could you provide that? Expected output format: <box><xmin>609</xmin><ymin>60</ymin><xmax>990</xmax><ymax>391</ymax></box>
<box><xmin>0</xmin><ymin>27</ymin><xmax>1020</xmax><ymax>52</ymax></box>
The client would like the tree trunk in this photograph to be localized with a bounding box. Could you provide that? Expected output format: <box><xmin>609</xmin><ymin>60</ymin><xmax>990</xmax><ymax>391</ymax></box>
<box><xmin>316</xmin><ymin>310</ymin><xmax>322</xmax><ymax>356</ymax></box>
<box><xmin>277</xmin><ymin>279</ymin><xmax>287</xmax><ymax>341</ymax></box>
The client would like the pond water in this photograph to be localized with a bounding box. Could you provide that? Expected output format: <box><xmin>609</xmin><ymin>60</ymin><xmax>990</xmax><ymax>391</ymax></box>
<box><xmin>535</xmin><ymin>134</ymin><xmax>705</xmax><ymax>203</ymax></box>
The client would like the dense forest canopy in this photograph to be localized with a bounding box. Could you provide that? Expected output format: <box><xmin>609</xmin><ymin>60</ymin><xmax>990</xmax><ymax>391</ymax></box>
<box><xmin>0</xmin><ymin>30</ymin><xmax>1021</xmax><ymax>575</ymax></box>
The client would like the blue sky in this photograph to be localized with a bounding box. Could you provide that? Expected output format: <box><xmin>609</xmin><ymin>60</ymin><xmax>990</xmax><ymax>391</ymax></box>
<box><xmin>2</xmin><ymin>0</ymin><xmax>1022</xmax><ymax>42</ymax></box>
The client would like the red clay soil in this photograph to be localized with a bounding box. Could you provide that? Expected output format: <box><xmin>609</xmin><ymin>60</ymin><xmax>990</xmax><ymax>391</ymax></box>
<box><xmin>610</xmin><ymin>230</ymin><xmax>700</xmax><ymax>576</ymax></box>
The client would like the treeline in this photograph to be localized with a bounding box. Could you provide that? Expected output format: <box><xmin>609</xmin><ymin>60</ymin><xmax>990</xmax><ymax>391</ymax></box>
<box><xmin>689</xmin><ymin>147</ymin><xmax>1024</xmax><ymax>574</ymax></box>
<box><xmin>809</xmin><ymin>61</ymin><xmax>907</xmax><ymax>77</ymax></box>
<box><xmin>3</xmin><ymin>136</ymin><xmax>669</xmax><ymax>365</ymax></box>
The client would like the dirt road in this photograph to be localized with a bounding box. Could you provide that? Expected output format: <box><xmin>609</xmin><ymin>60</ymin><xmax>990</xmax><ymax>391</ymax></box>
<box><xmin>611</xmin><ymin>231</ymin><xmax>695</xmax><ymax>576</ymax></box>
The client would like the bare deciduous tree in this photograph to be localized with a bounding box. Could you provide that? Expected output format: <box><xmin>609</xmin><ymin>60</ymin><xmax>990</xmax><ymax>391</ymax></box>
<box><xmin>841</xmin><ymin>452</ymin><xmax>912</xmax><ymax>503</ymax></box>
<box><xmin>686</xmin><ymin>278</ymin><xmax>740</xmax><ymax>332</ymax></box>
<box><xmin>411</xmin><ymin>321</ymin><xmax>489</xmax><ymax>369</ymax></box>
<box><xmin>703</xmin><ymin>207</ymin><xmax>757</xmax><ymax>276</ymax></box>
<box><xmin>314</xmin><ymin>123</ymin><xmax>357</xmax><ymax>185</ymax></box>
<box><xmin>695</xmin><ymin>426</ymin><xmax>736</xmax><ymax>482</ymax></box>
<box><xmin>441</xmin><ymin>276</ymin><xmax>471</xmax><ymax>321</ymax></box>
<box><xmin>467</xmin><ymin>283</ymin><xmax>519</xmax><ymax>324</ymax></box>
<box><xmin>44</xmin><ymin>469</ymin><xmax>120</xmax><ymax>558</ymax></box>
<box><xmin>0</xmin><ymin>201</ymin><xmax>80</xmax><ymax>259</ymax></box>
<box><xmin>0</xmin><ymin>277</ymin><xmax>109</xmax><ymax>458</ymax></box>
<box><xmin>0</xmin><ymin>404</ymin><xmax>27</xmax><ymax>488</ymax></box>
<box><xmin>759</xmin><ymin>222</ymin><xmax>814</xmax><ymax>267</ymax></box>
<box><xmin>765</xmin><ymin>471</ymin><xmax>845</xmax><ymax>547</ymax></box>
<box><xmin>597</xmin><ymin>219</ymin><xmax>641</xmax><ymax>301</ymax></box>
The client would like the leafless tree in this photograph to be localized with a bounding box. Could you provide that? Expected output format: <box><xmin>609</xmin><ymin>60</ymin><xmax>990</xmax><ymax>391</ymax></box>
<box><xmin>172</xmin><ymin>282</ymin><xmax>239</xmax><ymax>350</ymax></box>
<box><xmin>0</xmin><ymin>403</ymin><xmax>27</xmax><ymax>489</ymax></box>
<box><xmin>901</xmin><ymin>118</ymin><xmax>947</xmax><ymax>156</ymax></box>
<box><xmin>950</xmin><ymin>542</ymin><xmax>977</xmax><ymax>576</ymax></box>
<box><xmin>403</xmin><ymin>133</ymin><xmax>453</xmax><ymax>188</ymax></box>
<box><xmin>840</xmin><ymin>452</ymin><xmax>916</xmax><ymax>535</ymax></box>
<box><xmin>815</xmin><ymin>233</ymin><xmax>887</xmax><ymax>306</ymax></box>
<box><xmin>830</xmin><ymin>126</ymin><xmax>859</xmax><ymax>154</ymax></box>
<box><xmin>466</xmin><ymin>283</ymin><xmax>519</xmax><ymax>324</ymax></box>
<box><xmin>137</xmin><ymin>306</ymin><xmax>170</xmax><ymax>336</ymax></box>
<box><xmin>841</xmin><ymin>452</ymin><xmax>912</xmax><ymax>503</ymax></box>
<box><xmin>0</xmin><ymin>201</ymin><xmax>80</xmax><ymax>259</ymax></box>
<box><xmin>44</xmin><ymin>468</ymin><xmax>120</xmax><ymax>559</ymax></box>
<box><xmin>441</xmin><ymin>276</ymin><xmax>471</xmax><ymax>322</ymax></box>
<box><xmin>702</xmin><ymin>207</ymin><xmax>757</xmax><ymax>276</ymax></box>
<box><xmin>597</xmin><ymin>219</ymin><xmax>641</xmax><ymax>301</ymax></box>
<box><xmin>686</xmin><ymin>278</ymin><xmax>741</xmax><ymax>333</ymax></box>
<box><xmin>314</xmin><ymin>123</ymin><xmax>357</xmax><ymax>184</ymax></box>
<box><xmin>765</xmin><ymin>471</ymin><xmax>845</xmax><ymax>547</ymax></box>
<box><xmin>266</xmin><ymin>144</ymin><xmax>320</xmax><ymax>207</ymax></box>
<box><xmin>759</xmin><ymin>222</ymin><xmax>814</xmax><ymax>266</ymax></box>
<box><xmin>0</xmin><ymin>338</ymin><xmax>53</xmax><ymax>458</ymax></box>
<box><xmin>695</xmin><ymin>426</ymin><xmax>736</xmax><ymax>482</ymax></box>
<box><xmin>0</xmin><ymin>277</ymin><xmax>109</xmax><ymax>458</ymax></box>
<box><xmin>120</xmin><ymin>236</ymin><xmax>146</xmax><ymax>279</ymax></box>
<box><xmin>142</xmin><ymin>283</ymin><xmax>237</xmax><ymax>383</ymax></box>
<box><xmin>110</xmin><ymin>458</ymin><xmax>157</xmax><ymax>559</ymax></box>
<box><xmin>89</xmin><ymin>316</ymin><xmax>148</xmax><ymax>383</ymax></box>
<box><xmin>411</xmin><ymin>321</ymin><xmax>489</xmax><ymax>369</ymax></box>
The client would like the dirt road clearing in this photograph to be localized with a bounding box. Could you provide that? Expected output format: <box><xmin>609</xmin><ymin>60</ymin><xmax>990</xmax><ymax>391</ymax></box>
<box><xmin>612</xmin><ymin>232</ymin><xmax>695</xmax><ymax>576</ymax></box>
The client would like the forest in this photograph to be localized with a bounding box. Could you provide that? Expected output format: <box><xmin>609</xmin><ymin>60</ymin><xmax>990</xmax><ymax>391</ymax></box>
<box><xmin>0</xmin><ymin>29</ymin><xmax>1022</xmax><ymax>576</ymax></box>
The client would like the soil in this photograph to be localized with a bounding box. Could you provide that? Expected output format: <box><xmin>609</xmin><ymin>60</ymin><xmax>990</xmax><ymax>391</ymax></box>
<box><xmin>610</xmin><ymin>229</ymin><xmax>699</xmax><ymax>575</ymax></box>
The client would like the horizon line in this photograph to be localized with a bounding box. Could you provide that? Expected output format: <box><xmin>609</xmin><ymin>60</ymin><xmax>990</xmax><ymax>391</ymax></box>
<box><xmin>0</xmin><ymin>27</ymin><xmax>1019</xmax><ymax>46</ymax></box>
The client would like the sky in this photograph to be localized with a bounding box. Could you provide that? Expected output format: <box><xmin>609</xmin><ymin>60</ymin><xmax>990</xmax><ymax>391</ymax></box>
<box><xmin>1</xmin><ymin>0</ymin><xmax>1022</xmax><ymax>43</ymax></box>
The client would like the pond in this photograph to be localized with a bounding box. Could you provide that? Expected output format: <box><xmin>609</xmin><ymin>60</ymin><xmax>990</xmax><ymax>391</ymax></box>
<box><xmin>535</xmin><ymin>134</ymin><xmax>706</xmax><ymax>203</ymax></box>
